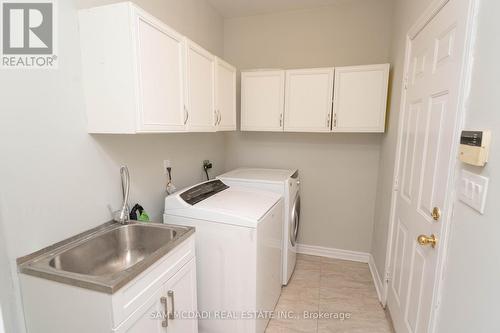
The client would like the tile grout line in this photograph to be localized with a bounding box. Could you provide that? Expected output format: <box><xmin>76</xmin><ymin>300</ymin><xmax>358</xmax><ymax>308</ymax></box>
<box><xmin>316</xmin><ymin>259</ymin><xmax>322</xmax><ymax>333</ymax></box>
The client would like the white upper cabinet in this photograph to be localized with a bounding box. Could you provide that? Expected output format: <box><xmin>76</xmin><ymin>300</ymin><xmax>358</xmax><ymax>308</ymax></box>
<box><xmin>240</xmin><ymin>65</ymin><xmax>388</xmax><ymax>133</ymax></box>
<box><xmin>79</xmin><ymin>3</ymin><xmax>186</xmax><ymax>133</ymax></box>
<box><xmin>136</xmin><ymin>13</ymin><xmax>186</xmax><ymax>132</ymax></box>
<box><xmin>284</xmin><ymin>68</ymin><xmax>334</xmax><ymax>132</ymax></box>
<box><xmin>215</xmin><ymin>59</ymin><xmax>237</xmax><ymax>131</ymax></box>
<box><xmin>184</xmin><ymin>39</ymin><xmax>216</xmax><ymax>132</ymax></box>
<box><xmin>79</xmin><ymin>2</ymin><xmax>236</xmax><ymax>134</ymax></box>
<box><xmin>333</xmin><ymin>64</ymin><xmax>390</xmax><ymax>132</ymax></box>
<box><xmin>241</xmin><ymin>70</ymin><xmax>285</xmax><ymax>132</ymax></box>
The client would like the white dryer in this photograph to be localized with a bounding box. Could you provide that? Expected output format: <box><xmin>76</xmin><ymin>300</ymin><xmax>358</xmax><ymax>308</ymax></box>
<box><xmin>217</xmin><ymin>168</ymin><xmax>300</xmax><ymax>285</ymax></box>
<box><xmin>163</xmin><ymin>179</ymin><xmax>283</xmax><ymax>333</ymax></box>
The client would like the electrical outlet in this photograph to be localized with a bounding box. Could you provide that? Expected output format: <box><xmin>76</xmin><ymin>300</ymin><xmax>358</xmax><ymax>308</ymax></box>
<box><xmin>203</xmin><ymin>160</ymin><xmax>212</xmax><ymax>169</ymax></box>
<box><xmin>163</xmin><ymin>160</ymin><xmax>171</xmax><ymax>174</ymax></box>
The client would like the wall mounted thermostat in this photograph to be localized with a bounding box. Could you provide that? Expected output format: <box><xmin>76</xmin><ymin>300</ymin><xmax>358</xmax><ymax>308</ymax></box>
<box><xmin>459</xmin><ymin>130</ymin><xmax>491</xmax><ymax>167</ymax></box>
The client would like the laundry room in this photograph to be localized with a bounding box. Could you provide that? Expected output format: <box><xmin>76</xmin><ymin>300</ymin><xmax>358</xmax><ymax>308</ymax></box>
<box><xmin>1</xmin><ymin>0</ymin><xmax>500</xmax><ymax>332</ymax></box>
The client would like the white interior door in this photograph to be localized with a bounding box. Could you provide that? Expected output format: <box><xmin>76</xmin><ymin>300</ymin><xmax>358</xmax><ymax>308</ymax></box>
<box><xmin>284</xmin><ymin>68</ymin><xmax>334</xmax><ymax>132</ymax></box>
<box><xmin>241</xmin><ymin>71</ymin><xmax>285</xmax><ymax>131</ymax></box>
<box><xmin>185</xmin><ymin>40</ymin><xmax>216</xmax><ymax>132</ymax></box>
<box><xmin>387</xmin><ymin>0</ymin><xmax>469</xmax><ymax>332</ymax></box>
<box><xmin>215</xmin><ymin>58</ymin><xmax>236</xmax><ymax>131</ymax></box>
<box><xmin>136</xmin><ymin>14</ymin><xmax>185</xmax><ymax>132</ymax></box>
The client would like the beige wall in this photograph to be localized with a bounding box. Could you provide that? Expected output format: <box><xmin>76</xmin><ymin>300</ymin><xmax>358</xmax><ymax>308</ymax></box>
<box><xmin>78</xmin><ymin>0</ymin><xmax>223</xmax><ymax>55</ymax></box>
<box><xmin>224</xmin><ymin>0</ymin><xmax>393</xmax><ymax>69</ymax></box>
<box><xmin>0</xmin><ymin>209</ymin><xmax>15</xmax><ymax>333</ymax></box>
<box><xmin>370</xmin><ymin>0</ymin><xmax>435</xmax><ymax>281</ymax></box>
<box><xmin>223</xmin><ymin>0</ymin><xmax>394</xmax><ymax>252</ymax></box>
<box><xmin>0</xmin><ymin>1</ymin><xmax>224</xmax><ymax>332</ymax></box>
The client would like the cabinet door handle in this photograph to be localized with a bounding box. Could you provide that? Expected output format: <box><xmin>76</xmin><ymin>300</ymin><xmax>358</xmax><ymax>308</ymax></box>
<box><xmin>218</xmin><ymin>110</ymin><xmax>222</xmax><ymax>126</ymax></box>
<box><xmin>160</xmin><ymin>296</ymin><xmax>168</xmax><ymax>327</ymax></box>
<box><xmin>184</xmin><ymin>106</ymin><xmax>189</xmax><ymax>125</ymax></box>
<box><xmin>326</xmin><ymin>113</ymin><xmax>331</xmax><ymax>128</ymax></box>
<box><xmin>279</xmin><ymin>113</ymin><xmax>283</xmax><ymax>127</ymax></box>
<box><xmin>168</xmin><ymin>290</ymin><xmax>175</xmax><ymax>320</ymax></box>
<box><xmin>214</xmin><ymin>109</ymin><xmax>218</xmax><ymax>126</ymax></box>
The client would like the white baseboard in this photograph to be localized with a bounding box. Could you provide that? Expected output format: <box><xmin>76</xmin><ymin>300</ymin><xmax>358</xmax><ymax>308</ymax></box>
<box><xmin>296</xmin><ymin>243</ymin><xmax>370</xmax><ymax>263</ymax></box>
<box><xmin>368</xmin><ymin>254</ymin><xmax>384</xmax><ymax>304</ymax></box>
<box><xmin>296</xmin><ymin>243</ymin><xmax>384</xmax><ymax>304</ymax></box>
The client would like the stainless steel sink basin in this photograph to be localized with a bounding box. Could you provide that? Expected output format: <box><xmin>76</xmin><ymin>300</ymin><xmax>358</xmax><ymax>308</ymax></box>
<box><xmin>49</xmin><ymin>225</ymin><xmax>177</xmax><ymax>276</ymax></box>
<box><xmin>17</xmin><ymin>221</ymin><xmax>194</xmax><ymax>294</ymax></box>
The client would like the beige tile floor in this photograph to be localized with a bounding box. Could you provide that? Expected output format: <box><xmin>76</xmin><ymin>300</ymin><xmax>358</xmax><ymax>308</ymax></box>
<box><xmin>266</xmin><ymin>254</ymin><xmax>394</xmax><ymax>333</ymax></box>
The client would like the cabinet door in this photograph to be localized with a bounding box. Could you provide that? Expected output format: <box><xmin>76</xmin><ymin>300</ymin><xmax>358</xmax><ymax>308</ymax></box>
<box><xmin>215</xmin><ymin>58</ymin><xmax>237</xmax><ymax>131</ymax></box>
<box><xmin>333</xmin><ymin>64</ymin><xmax>390</xmax><ymax>132</ymax></box>
<box><xmin>135</xmin><ymin>10</ymin><xmax>186</xmax><ymax>132</ymax></box>
<box><xmin>185</xmin><ymin>40</ymin><xmax>216</xmax><ymax>132</ymax></box>
<box><xmin>284</xmin><ymin>68</ymin><xmax>334</xmax><ymax>132</ymax></box>
<box><xmin>241</xmin><ymin>71</ymin><xmax>285</xmax><ymax>131</ymax></box>
<box><xmin>116</xmin><ymin>286</ymin><xmax>166</xmax><ymax>333</ymax></box>
<box><xmin>116</xmin><ymin>259</ymin><xmax>197</xmax><ymax>333</ymax></box>
<box><xmin>163</xmin><ymin>259</ymin><xmax>198</xmax><ymax>333</ymax></box>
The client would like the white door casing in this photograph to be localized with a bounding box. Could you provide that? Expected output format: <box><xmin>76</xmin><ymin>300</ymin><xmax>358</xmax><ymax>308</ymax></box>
<box><xmin>386</xmin><ymin>0</ymin><xmax>472</xmax><ymax>332</ymax></box>
<box><xmin>284</xmin><ymin>68</ymin><xmax>334</xmax><ymax>132</ymax></box>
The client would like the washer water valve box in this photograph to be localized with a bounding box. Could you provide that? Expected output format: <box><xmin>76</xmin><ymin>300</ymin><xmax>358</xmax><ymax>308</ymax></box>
<box><xmin>459</xmin><ymin>130</ymin><xmax>491</xmax><ymax>167</ymax></box>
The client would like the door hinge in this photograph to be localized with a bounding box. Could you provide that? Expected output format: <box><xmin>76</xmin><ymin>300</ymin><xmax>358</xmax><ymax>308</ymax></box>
<box><xmin>393</xmin><ymin>178</ymin><xmax>400</xmax><ymax>191</ymax></box>
<box><xmin>404</xmin><ymin>75</ymin><xmax>409</xmax><ymax>90</ymax></box>
<box><xmin>384</xmin><ymin>271</ymin><xmax>392</xmax><ymax>283</ymax></box>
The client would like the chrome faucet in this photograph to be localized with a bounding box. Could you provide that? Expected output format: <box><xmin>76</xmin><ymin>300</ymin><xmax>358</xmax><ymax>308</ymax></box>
<box><xmin>114</xmin><ymin>165</ymin><xmax>130</xmax><ymax>224</ymax></box>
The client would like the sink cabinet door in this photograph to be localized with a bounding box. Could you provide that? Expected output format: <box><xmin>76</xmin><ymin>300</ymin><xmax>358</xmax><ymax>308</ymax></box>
<box><xmin>163</xmin><ymin>258</ymin><xmax>198</xmax><ymax>333</ymax></box>
<box><xmin>116</xmin><ymin>286</ymin><xmax>167</xmax><ymax>333</ymax></box>
<box><xmin>115</xmin><ymin>258</ymin><xmax>198</xmax><ymax>333</ymax></box>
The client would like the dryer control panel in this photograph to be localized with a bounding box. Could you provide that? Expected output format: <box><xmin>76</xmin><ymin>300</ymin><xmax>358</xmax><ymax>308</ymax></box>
<box><xmin>180</xmin><ymin>180</ymin><xmax>229</xmax><ymax>205</ymax></box>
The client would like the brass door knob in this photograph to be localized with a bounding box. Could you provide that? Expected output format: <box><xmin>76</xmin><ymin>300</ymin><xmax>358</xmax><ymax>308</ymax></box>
<box><xmin>431</xmin><ymin>207</ymin><xmax>441</xmax><ymax>221</ymax></box>
<box><xmin>417</xmin><ymin>234</ymin><xmax>437</xmax><ymax>248</ymax></box>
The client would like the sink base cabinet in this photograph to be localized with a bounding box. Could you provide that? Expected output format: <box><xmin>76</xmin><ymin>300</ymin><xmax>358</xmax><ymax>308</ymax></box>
<box><xmin>19</xmin><ymin>235</ymin><xmax>197</xmax><ymax>333</ymax></box>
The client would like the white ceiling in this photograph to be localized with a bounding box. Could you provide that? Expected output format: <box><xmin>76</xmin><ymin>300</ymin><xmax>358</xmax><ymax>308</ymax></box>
<box><xmin>207</xmin><ymin>0</ymin><xmax>351</xmax><ymax>18</ymax></box>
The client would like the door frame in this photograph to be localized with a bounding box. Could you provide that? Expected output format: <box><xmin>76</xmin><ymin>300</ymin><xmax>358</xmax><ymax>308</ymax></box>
<box><xmin>382</xmin><ymin>0</ymin><xmax>478</xmax><ymax>330</ymax></box>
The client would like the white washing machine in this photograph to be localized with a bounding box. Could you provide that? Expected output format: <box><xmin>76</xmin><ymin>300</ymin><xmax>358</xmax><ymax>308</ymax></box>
<box><xmin>217</xmin><ymin>168</ymin><xmax>300</xmax><ymax>285</ymax></box>
<box><xmin>163</xmin><ymin>179</ymin><xmax>283</xmax><ymax>333</ymax></box>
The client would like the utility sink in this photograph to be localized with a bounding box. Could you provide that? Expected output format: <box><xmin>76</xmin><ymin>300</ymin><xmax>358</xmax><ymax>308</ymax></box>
<box><xmin>49</xmin><ymin>224</ymin><xmax>177</xmax><ymax>276</ymax></box>
<box><xmin>17</xmin><ymin>221</ymin><xmax>194</xmax><ymax>293</ymax></box>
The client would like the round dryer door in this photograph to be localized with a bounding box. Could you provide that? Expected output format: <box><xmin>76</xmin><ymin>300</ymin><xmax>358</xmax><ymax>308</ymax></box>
<box><xmin>290</xmin><ymin>192</ymin><xmax>301</xmax><ymax>246</ymax></box>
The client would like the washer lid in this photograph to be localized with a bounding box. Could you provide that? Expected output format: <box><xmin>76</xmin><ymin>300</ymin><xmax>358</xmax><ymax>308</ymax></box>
<box><xmin>218</xmin><ymin>168</ymin><xmax>297</xmax><ymax>184</ymax></box>
<box><xmin>164</xmin><ymin>181</ymin><xmax>282</xmax><ymax>228</ymax></box>
<box><xmin>195</xmin><ymin>186</ymin><xmax>281</xmax><ymax>221</ymax></box>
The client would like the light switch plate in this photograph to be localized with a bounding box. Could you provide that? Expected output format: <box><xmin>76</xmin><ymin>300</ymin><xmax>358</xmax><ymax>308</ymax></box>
<box><xmin>458</xmin><ymin>170</ymin><xmax>489</xmax><ymax>214</ymax></box>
